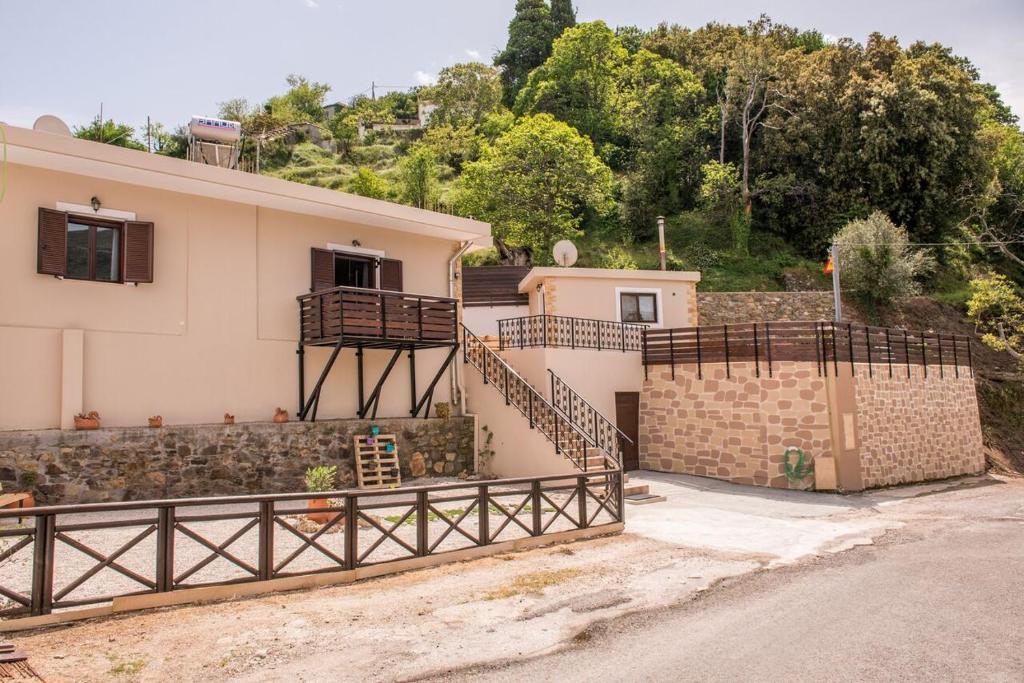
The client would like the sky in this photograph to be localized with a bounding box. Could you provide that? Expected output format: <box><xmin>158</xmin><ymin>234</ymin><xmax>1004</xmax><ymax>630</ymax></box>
<box><xmin>1</xmin><ymin>0</ymin><xmax>1021</xmax><ymax>133</ymax></box>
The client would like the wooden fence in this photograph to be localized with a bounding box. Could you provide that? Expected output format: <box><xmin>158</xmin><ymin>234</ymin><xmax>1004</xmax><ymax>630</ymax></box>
<box><xmin>0</xmin><ymin>473</ymin><xmax>622</xmax><ymax>620</ymax></box>
<box><xmin>643</xmin><ymin>321</ymin><xmax>973</xmax><ymax>380</ymax></box>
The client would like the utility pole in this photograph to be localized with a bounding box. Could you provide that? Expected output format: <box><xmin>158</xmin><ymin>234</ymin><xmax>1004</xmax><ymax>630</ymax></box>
<box><xmin>146</xmin><ymin>116</ymin><xmax>152</xmax><ymax>153</ymax></box>
<box><xmin>657</xmin><ymin>216</ymin><xmax>667</xmax><ymax>271</ymax></box>
<box><xmin>830</xmin><ymin>243</ymin><xmax>843</xmax><ymax>322</ymax></box>
<box><xmin>98</xmin><ymin>102</ymin><xmax>103</xmax><ymax>143</ymax></box>
<box><xmin>371</xmin><ymin>81</ymin><xmax>376</xmax><ymax>101</ymax></box>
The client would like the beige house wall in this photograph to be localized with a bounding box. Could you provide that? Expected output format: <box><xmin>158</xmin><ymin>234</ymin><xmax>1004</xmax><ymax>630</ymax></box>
<box><xmin>0</xmin><ymin>163</ymin><xmax>472</xmax><ymax>430</ymax></box>
<box><xmin>521</xmin><ymin>269</ymin><xmax>699</xmax><ymax>328</ymax></box>
<box><xmin>640</xmin><ymin>360</ymin><xmax>985</xmax><ymax>491</ymax></box>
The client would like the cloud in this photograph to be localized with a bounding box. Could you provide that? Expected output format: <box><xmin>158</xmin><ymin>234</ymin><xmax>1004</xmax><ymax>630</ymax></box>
<box><xmin>303</xmin><ymin>0</ymin><xmax>319</xmax><ymax>8</ymax></box>
<box><xmin>414</xmin><ymin>70</ymin><xmax>436</xmax><ymax>86</ymax></box>
<box><xmin>465</xmin><ymin>49</ymin><xmax>482</xmax><ymax>60</ymax></box>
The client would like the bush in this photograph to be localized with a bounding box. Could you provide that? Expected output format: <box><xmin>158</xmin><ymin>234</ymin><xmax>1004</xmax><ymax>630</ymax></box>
<box><xmin>832</xmin><ymin>212</ymin><xmax>935</xmax><ymax>315</ymax></box>
<box><xmin>967</xmin><ymin>273</ymin><xmax>1024</xmax><ymax>362</ymax></box>
<box><xmin>304</xmin><ymin>465</ymin><xmax>338</xmax><ymax>493</ymax></box>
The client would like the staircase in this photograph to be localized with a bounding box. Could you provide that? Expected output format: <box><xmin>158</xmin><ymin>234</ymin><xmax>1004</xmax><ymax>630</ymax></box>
<box><xmin>462</xmin><ymin>325</ymin><xmax>621</xmax><ymax>473</ymax></box>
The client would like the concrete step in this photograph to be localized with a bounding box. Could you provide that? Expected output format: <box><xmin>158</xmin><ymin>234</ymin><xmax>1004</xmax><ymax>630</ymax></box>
<box><xmin>623</xmin><ymin>482</ymin><xmax>649</xmax><ymax>497</ymax></box>
<box><xmin>624</xmin><ymin>492</ymin><xmax>667</xmax><ymax>506</ymax></box>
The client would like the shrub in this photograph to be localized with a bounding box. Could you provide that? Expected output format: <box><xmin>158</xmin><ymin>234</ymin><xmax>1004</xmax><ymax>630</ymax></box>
<box><xmin>832</xmin><ymin>212</ymin><xmax>935</xmax><ymax>315</ymax></box>
<box><xmin>304</xmin><ymin>465</ymin><xmax>338</xmax><ymax>493</ymax></box>
<box><xmin>967</xmin><ymin>273</ymin><xmax>1024</xmax><ymax>362</ymax></box>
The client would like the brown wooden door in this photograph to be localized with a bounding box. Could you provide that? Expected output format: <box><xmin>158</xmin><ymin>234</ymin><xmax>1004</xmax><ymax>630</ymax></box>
<box><xmin>615</xmin><ymin>392</ymin><xmax>640</xmax><ymax>471</ymax></box>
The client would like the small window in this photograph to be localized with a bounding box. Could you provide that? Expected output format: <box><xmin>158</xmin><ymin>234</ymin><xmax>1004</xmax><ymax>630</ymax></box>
<box><xmin>620</xmin><ymin>292</ymin><xmax>657</xmax><ymax>323</ymax></box>
<box><xmin>66</xmin><ymin>219</ymin><xmax>122</xmax><ymax>282</ymax></box>
<box><xmin>335</xmin><ymin>255</ymin><xmax>374</xmax><ymax>288</ymax></box>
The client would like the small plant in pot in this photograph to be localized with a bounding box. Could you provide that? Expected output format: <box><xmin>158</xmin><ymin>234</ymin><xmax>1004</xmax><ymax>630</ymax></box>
<box><xmin>273</xmin><ymin>408</ymin><xmax>289</xmax><ymax>424</ymax></box>
<box><xmin>74</xmin><ymin>411</ymin><xmax>101</xmax><ymax>430</ymax></box>
<box><xmin>304</xmin><ymin>465</ymin><xmax>340</xmax><ymax>524</ymax></box>
<box><xmin>148</xmin><ymin>415</ymin><xmax>163</xmax><ymax>428</ymax></box>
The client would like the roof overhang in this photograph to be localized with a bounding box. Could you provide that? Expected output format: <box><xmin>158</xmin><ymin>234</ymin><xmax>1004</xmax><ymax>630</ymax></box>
<box><xmin>1</xmin><ymin>123</ymin><xmax>492</xmax><ymax>246</ymax></box>
<box><xmin>518</xmin><ymin>267</ymin><xmax>701</xmax><ymax>293</ymax></box>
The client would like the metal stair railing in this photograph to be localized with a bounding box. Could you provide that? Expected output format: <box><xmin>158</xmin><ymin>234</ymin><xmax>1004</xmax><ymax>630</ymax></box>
<box><xmin>462</xmin><ymin>325</ymin><xmax>608</xmax><ymax>473</ymax></box>
<box><xmin>548</xmin><ymin>370</ymin><xmax>627</xmax><ymax>470</ymax></box>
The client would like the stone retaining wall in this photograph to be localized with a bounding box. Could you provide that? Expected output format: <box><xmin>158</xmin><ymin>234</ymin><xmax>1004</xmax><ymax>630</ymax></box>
<box><xmin>0</xmin><ymin>417</ymin><xmax>475</xmax><ymax>504</ymax></box>
<box><xmin>698</xmin><ymin>291</ymin><xmax>834</xmax><ymax>326</ymax></box>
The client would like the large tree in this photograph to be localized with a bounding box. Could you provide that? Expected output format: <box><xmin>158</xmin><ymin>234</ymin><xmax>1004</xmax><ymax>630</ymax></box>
<box><xmin>458</xmin><ymin>113</ymin><xmax>614</xmax><ymax>262</ymax></box>
<box><xmin>423</xmin><ymin>62</ymin><xmax>504</xmax><ymax>127</ymax></box>
<box><xmin>494</xmin><ymin>0</ymin><xmax>556</xmax><ymax>107</ymax></box>
<box><xmin>550</xmin><ymin>0</ymin><xmax>576</xmax><ymax>36</ymax></box>
<box><xmin>515</xmin><ymin>21</ymin><xmax>628</xmax><ymax>152</ymax></box>
<box><xmin>74</xmin><ymin>118</ymin><xmax>146</xmax><ymax>150</ymax></box>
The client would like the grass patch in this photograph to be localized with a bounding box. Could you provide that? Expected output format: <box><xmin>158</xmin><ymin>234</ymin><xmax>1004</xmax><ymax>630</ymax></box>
<box><xmin>107</xmin><ymin>654</ymin><xmax>146</xmax><ymax>678</ymax></box>
<box><xmin>482</xmin><ymin>568</ymin><xmax>583</xmax><ymax>600</ymax></box>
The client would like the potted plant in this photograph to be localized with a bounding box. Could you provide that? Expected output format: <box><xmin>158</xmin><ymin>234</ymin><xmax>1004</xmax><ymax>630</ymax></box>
<box><xmin>434</xmin><ymin>401</ymin><xmax>451</xmax><ymax>420</ymax></box>
<box><xmin>273</xmin><ymin>408</ymin><xmax>289</xmax><ymax>424</ymax></box>
<box><xmin>224</xmin><ymin>413</ymin><xmax>235</xmax><ymax>425</ymax></box>
<box><xmin>73</xmin><ymin>411</ymin><xmax>100</xmax><ymax>430</ymax></box>
<box><xmin>148</xmin><ymin>415</ymin><xmax>163</xmax><ymax>428</ymax></box>
<box><xmin>305</xmin><ymin>465</ymin><xmax>339</xmax><ymax>524</ymax></box>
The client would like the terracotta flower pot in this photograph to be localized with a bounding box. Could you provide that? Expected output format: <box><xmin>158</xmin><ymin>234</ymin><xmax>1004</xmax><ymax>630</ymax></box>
<box><xmin>273</xmin><ymin>408</ymin><xmax>289</xmax><ymax>424</ymax></box>
<box><xmin>148</xmin><ymin>416</ymin><xmax>163</xmax><ymax>428</ymax></box>
<box><xmin>74</xmin><ymin>412</ymin><xmax>100</xmax><ymax>430</ymax></box>
<box><xmin>306</xmin><ymin>498</ymin><xmax>341</xmax><ymax>525</ymax></box>
<box><xmin>224</xmin><ymin>413</ymin><xmax>235</xmax><ymax>425</ymax></box>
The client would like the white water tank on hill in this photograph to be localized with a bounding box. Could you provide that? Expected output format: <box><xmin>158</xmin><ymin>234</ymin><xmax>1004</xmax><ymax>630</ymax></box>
<box><xmin>188</xmin><ymin>116</ymin><xmax>241</xmax><ymax>144</ymax></box>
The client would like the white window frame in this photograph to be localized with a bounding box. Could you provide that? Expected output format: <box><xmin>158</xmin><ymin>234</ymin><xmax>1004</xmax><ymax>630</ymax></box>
<box><xmin>615</xmin><ymin>287</ymin><xmax>663</xmax><ymax>328</ymax></box>
<box><xmin>327</xmin><ymin>242</ymin><xmax>386</xmax><ymax>259</ymax></box>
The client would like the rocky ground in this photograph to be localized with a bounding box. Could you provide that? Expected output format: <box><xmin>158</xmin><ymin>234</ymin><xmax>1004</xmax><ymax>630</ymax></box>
<box><xmin>11</xmin><ymin>471</ymin><xmax>1021</xmax><ymax>682</ymax></box>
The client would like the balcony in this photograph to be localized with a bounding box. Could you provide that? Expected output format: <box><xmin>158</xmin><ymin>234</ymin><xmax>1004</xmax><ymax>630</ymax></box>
<box><xmin>298</xmin><ymin>286</ymin><xmax>458</xmax><ymax>350</ymax></box>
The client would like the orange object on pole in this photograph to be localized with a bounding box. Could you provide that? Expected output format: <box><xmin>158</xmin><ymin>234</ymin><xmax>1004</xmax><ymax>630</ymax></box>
<box><xmin>823</xmin><ymin>254</ymin><xmax>834</xmax><ymax>274</ymax></box>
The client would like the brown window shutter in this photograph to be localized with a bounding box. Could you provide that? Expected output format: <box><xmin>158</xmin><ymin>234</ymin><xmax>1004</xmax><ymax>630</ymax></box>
<box><xmin>37</xmin><ymin>208</ymin><xmax>68</xmax><ymax>276</ymax></box>
<box><xmin>311</xmin><ymin>248</ymin><xmax>335</xmax><ymax>291</ymax></box>
<box><xmin>379</xmin><ymin>258</ymin><xmax>403</xmax><ymax>292</ymax></box>
<box><xmin>123</xmin><ymin>221</ymin><xmax>155</xmax><ymax>283</ymax></box>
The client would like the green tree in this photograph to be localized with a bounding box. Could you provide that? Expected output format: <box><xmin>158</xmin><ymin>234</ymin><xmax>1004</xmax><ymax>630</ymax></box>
<box><xmin>550</xmin><ymin>0</ymin><xmax>576</xmax><ymax>36</ymax></box>
<box><xmin>458</xmin><ymin>114</ymin><xmax>614</xmax><ymax>262</ymax></box>
<box><xmin>699</xmin><ymin>161</ymin><xmax>749</xmax><ymax>254</ymax></box>
<box><xmin>833</xmin><ymin>212</ymin><xmax>935</xmax><ymax>316</ymax></box>
<box><xmin>141</xmin><ymin>122</ymin><xmax>188</xmax><ymax>158</ymax></box>
<box><xmin>348</xmin><ymin>167</ymin><xmax>390</xmax><ymax>200</ymax></box>
<box><xmin>494</xmin><ymin>0</ymin><xmax>556</xmax><ymax>107</ymax></box>
<box><xmin>217</xmin><ymin>98</ymin><xmax>252</xmax><ymax>122</ymax></box>
<box><xmin>617</xmin><ymin>49</ymin><xmax>708</xmax><ymax>235</ymax></box>
<box><xmin>73</xmin><ymin>118</ymin><xmax>146</xmax><ymax>150</ymax></box>
<box><xmin>967</xmin><ymin>273</ymin><xmax>1024</xmax><ymax>362</ymax></box>
<box><xmin>515</xmin><ymin>21</ymin><xmax>628</xmax><ymax>151</ymax></box>
<box><xmin>266</xmin><ymin>74</ymin><xmax>331</xmax><ymax>122</ymax></box>
<box><xmin>421</xmin><ymin>124</ymin><xmax>483</xmax><ymax>173</ymax></box>
<box><xmin>959</xmin><ymin>121</ymin><xmax>1024</xmax><ymax>269</ymax></box>
<box><xmin>397</xmin><ymin>144</ymin><xmax>440</xmax><ymax>209</ymax></box>
<box><xmin>424</xmin><ymin>63</ymin><xmax>504</xmax><ymax>126</ymax></box>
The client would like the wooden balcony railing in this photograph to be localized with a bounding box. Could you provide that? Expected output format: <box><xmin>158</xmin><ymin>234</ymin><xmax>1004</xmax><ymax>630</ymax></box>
<box><xmin>298</xmin><ymin>286</ymin><xmax>458</xmax><ymax>348</ymax></box>
<box><xmin>642</xmin><ymin>321</ymin><xmax>973</xmax><ymax>380</ymax></box>
<box><xmin>498</xmin><ymin>314</ymin><xmax>646</xmax><ymax>352</ymax></box>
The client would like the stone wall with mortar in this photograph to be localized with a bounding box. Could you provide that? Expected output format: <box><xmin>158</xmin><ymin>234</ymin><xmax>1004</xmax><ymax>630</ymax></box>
<box><xmin>639</xmin><ymin>361</ymin><xmax>829</xmax><ymax>489</ymax></box>
<box><xmin>0</xmin><ymin>417</ymin><xmax>475</xmax><ymax>504</ymax></box>
<box><xmin>697</xmin><ymin>292</ymin><xmax>834</xmax><ymax>326</ymax></box>
<box><xmin>852</xmin><ymin>365</ymin><xmax>984</xmax><ymax>488</ymax></box>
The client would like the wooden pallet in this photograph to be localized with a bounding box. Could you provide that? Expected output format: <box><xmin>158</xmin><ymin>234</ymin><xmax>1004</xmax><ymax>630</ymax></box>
<box><xmin>354</xmin><ymin>434</ymin><xmax>401</xmax><ymax>490</ymax></box>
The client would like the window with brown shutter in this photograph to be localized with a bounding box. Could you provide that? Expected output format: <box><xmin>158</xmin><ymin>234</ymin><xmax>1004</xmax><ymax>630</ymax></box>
<box><xmin>311</xmin><ymin>248</ymin><xmax>335</xmax><ymax>292</ymax></box>
<box><xmin>379</xmin><ymin>258</ymin><xmax>403</xmax><ymax>292</ymax></box>
<box><xmin>37</xmin><ymin>208</ymin><xmax>68</xmax><ymax>276</ymax></box>
<box><xmin>123</xmin><ymin>221</ymin><xmax>154</xmax><ymax>283</ymax></box>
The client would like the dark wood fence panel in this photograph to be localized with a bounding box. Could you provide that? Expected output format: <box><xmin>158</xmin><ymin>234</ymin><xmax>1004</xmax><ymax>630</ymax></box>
<box><xmin>462</xmin><ymin>266</ymin><xmax>531</xmax><ymax>307</ymax></box>
<box><xmin>643</xmin><ymin>321</ymin><xmax>972</xmax><ymax>379</ymax></box>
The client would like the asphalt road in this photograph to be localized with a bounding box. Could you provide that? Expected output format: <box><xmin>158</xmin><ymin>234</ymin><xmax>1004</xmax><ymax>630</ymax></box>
<box><xmin>438</xmin><ymin>481</ymin><xmax>1024</xmax><ymax>682</ymax></box>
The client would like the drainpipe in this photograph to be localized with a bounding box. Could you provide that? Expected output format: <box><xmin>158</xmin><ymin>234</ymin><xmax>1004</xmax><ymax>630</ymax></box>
<box><xmin>449</xmin><ymin>240</ymin><xmax>473</xmax><ymax>415</ymax></box>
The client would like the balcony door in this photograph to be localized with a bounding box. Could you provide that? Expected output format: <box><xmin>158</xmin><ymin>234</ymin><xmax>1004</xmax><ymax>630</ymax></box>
<box><xmin>311</xmin><ymin>247</ymin><xmax>403</xmax><ymax>292</ymax></box>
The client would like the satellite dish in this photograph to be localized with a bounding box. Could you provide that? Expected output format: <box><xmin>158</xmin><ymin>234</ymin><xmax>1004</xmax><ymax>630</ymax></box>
<box><xmin>33</xmin><ymin>115</ymin><xmax>72</xmax><ymax>136</ymax></box>
<box><xmin>552</xmin><ymin>240</ymin><xmax>578</xmax><ymax>267</ymax></box>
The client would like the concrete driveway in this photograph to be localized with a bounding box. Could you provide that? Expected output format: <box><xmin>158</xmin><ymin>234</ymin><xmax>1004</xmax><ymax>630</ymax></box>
<box><xmin>15</xmin><ymin>471</ymin><xmax>1019</xmax><ymax>682</ymax></box>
